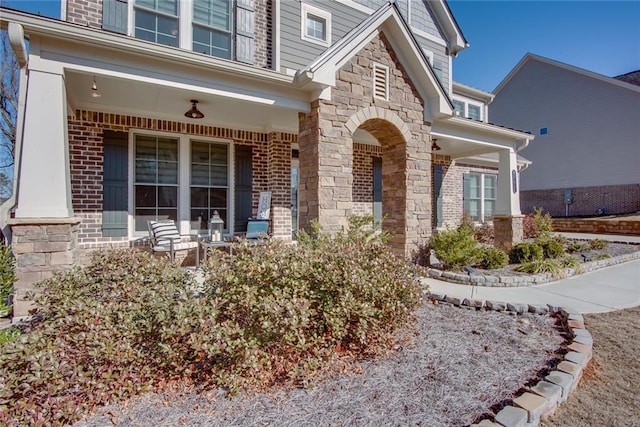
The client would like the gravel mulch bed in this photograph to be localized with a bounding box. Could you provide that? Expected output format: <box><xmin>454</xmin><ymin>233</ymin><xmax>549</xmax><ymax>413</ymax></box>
<box><xmin>76</xmin><ymin>302</ymin><xmax>567</xmax><ymax>427</ymax></box>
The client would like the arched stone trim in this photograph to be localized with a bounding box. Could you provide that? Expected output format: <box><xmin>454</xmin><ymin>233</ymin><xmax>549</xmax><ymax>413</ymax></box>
<box><xmin>344</xmin><ymin>107</ymin><xmax>413</xmax><ymax>142</ymax></box>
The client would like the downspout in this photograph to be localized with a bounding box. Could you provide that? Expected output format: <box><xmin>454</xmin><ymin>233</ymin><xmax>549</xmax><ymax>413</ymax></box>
<box><xmin>0</xmin><ymin>22</ymin><xmax>29</xmax><ymax>243</ymax></box>
<box><xmin>515</xmin><ymin>137</ymin><xmax>530</xmax><ymax>153</ymax></box>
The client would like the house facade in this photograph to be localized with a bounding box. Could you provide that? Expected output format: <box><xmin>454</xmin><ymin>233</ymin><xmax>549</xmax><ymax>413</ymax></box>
<box><xmin>1</xmin><ymin>0</ymin><xmax>533</xmax><ymax>318</ymax></box>
<box><xmin>491</xmin><ymin>54</ymin><xmax>640</xmax><ymax>217</ymax></box>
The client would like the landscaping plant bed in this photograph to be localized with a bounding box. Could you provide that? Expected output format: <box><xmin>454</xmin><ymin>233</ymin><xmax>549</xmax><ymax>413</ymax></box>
<box><xmin>76</xmin><ymin>302</ymin><xmax>567</xmax><ymax>427</ymax></box>
<box><xmin>427</xmin><ymin>240</ymin><xmax>640</xmax><ymax>287</ymax></box>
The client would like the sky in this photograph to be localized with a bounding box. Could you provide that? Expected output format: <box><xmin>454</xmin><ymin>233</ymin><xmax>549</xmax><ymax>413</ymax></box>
<box><xmin>2</xmin><ymin>0</ymin><xmax>640</xmax><ymax>93</ymax></box>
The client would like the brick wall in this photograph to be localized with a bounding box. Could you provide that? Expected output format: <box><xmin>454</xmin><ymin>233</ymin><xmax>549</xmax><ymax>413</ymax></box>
<box><xmin>353</xmin><ymin>142</ymin><xmax>382</xmax><ymax>216</ymax></box>
<box><xmin>68</xmin><ymin>110</ymin><xmax>296</xmax><ymax>246</ymax></box>
<box><xmin>521</xmin><ymin>184</ymin><xmax>640</xmax><ymax>217</ymax></box>
<box><xmin>254</xmin><ymin>0</ymin><xmax>273</xmax><ymax>69</ymax></box>
<box><xmin>66</xmin><ymin>0</ymin><xmax>102</xmax><ymax>28</ymax></box>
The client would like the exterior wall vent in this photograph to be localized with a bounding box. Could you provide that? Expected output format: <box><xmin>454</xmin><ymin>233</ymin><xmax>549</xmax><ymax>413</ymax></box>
<box><xmin>373</xmin><ymin>63</ymin><xmax>389</xmax><ymax>100</ymax></box>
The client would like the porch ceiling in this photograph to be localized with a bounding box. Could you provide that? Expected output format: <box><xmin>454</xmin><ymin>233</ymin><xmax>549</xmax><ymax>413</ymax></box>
<box><xmin>65</xmin><ymin>71</ymin><xmax>301</xmax><ymax>132</ymax></box>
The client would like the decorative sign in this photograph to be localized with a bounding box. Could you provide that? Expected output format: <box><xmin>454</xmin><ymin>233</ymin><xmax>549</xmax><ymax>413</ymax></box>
<box><xmin>257</xmin><ymin>191</ymin><xmax>271</xmax><ymax>220</ymax></box>
<box><xmin>512</xmin><ymin>170</ymin><xmax>518</xmax><ymax>194</ymax></box>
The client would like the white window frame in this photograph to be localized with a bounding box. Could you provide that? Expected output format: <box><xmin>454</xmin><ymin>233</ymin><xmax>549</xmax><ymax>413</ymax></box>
<box><xmin>300</xmin><ymin>3</ymin><xmax>331</xmax><ymax>47</ymax></box>
<box><xmin>452</xmin><ymin>97</ymin><xmax>485</xmax><ymax>122</ymax></box>
<box><xmin>373</xmin><ymin>62</ymin><xmax>389</xmax><ymax>101</ymax></box>
<box><xmin>468</xmin><ymin>172</ymin><xmax>496</xmax><ymax>223</ymax></box>
<box><xmin>128</xmin><ymin>129</ymin><xmax>235</xmax><ymax>238</ymax></box>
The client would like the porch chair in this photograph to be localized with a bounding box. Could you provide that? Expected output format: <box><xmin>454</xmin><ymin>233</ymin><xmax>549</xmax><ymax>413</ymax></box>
<box><xmin>245</xmin><ymin>220</ymin><xmax>270</xmax><ymax>245</ymax></box>
<box><xmin>147</xmin><ymin>220</ymin><xmax>199</xmax><ymax>266</ymax></box>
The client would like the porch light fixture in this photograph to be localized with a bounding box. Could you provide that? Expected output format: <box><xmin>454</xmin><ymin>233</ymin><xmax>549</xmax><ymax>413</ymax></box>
<box><xmin>91</xmin><ymin>76</ymin><xmax>101</xmax><ymax>98</ymax></box>
<box><xmin>431</xmin><ymin>138</ymin><xmax>441</xmax><ymax>151</ymax></box>
<box><xmin>184</xmin><ymin>99</ymin><xmax>204</xmax><ymax>119</ymax></box>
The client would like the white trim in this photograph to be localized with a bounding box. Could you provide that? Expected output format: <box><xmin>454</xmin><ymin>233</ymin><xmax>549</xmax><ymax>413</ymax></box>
<box><xmin>274</xmin><ymin>0</ymin><xmax>281</xmax><ymax>72</ymax></box>
<box><xmin>410</xmin><ymin>26</ymin><xmax>446</xmax><ymax>47</ymax></box>
<box><xmin>421</xmin><ymin>48</ymin><xmax>434</xmax><ymax>66</ymax></box>
<box><xmin>333</xmin><ymin>0</ymin><xmax>374</xmax><ymax>14</ymax></box>
<box><xmin>300</xmin><ymin>3</ymin><xmax>331</xmax><ymax>47</ymax></box>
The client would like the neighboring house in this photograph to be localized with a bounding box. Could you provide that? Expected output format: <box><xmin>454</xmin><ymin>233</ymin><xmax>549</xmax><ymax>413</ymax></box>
<box><xmin>0</xmin><ymin>0</ymin><xmax>533</xmax><ymax>318</ymax></box>
<box><xmin>491</xmin><ymin>53</ymin><xmax>640</xmax><ymax>217</ymax></box>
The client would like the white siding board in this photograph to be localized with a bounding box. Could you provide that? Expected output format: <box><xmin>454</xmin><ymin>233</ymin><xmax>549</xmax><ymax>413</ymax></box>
<box><xmin>491</xmin><ymin>60</ymin><xmax>640</xmax><ymax>191</ymax></box>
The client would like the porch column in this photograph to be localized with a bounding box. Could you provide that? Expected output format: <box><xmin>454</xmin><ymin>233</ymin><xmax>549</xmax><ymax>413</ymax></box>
<box><xmin>494</xmin><ymin>148</ymin><xmax>523</xmax><ymax>251</ymax></box>
<box><xmin>267</xmin><ymin>132</ymin><xmax>292</xmax><ymax>240</ymax></box>
<box><xmin>15</xmin><ymin>69</ymin><xmax>73</xmax><ymax>218</ymax></box>
<box><xmin>299</xmin><ymin>100</ymin><xmax>353</xmax><ymax>234</ymax></box>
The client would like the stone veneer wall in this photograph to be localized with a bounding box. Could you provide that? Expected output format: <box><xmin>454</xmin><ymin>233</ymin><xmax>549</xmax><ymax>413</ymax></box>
<box><xmin>521</xmin><ymin>184</ymin><xmax>640</xmax><ymax>217</ymax></box>
<box><xmin>298</xmin><ymin>33</ymin><xmax>432</xmax><ymax>256</ymax></box>
<box><xmin>65</xmin><ymin>0</ymin><xmax>273</xmax><ymax>70</ymax></box>
<box><xmin>68</xmin><ymin>110</ymin><xmax>295</xmax><ymax>247</ymax></box>
<box><xmin>9</xmin><ymin>218</ymin><xmax>81</xmax><ymax>318</ymax></box>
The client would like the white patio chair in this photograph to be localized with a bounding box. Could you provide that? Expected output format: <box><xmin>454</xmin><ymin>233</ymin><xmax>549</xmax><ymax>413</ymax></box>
<box><xmin>147</xmin><ymin>220</ymin><xmax>199</xmax><ymax>266</ymax></box>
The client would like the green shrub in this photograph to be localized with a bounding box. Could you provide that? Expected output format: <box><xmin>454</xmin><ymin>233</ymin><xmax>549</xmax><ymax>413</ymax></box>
<box><xmin>429</xmin><ymin>227</ymin><xmax>482</xmax><ymax>271</ymax></box>
<box><xmin>0</xmin><ymin>244</ymin><xmax>16</xmax><ymax>317</ymax></box>
<box><xmin>514</xmin><ymin>258</ymin><xmax>565</xmax><ymax>279</ymax></box>
<box><xmin>0</xmin><ymin>326</ymin><xmax>20</xmax><ymax>345</ymax></box>
<box><xmin>565</xmin><ymin>241</ymin><xmax>589</xmax><ymax>254</ymax></box>
<box><xmin>559</xmin><ymin>256</ymin><xmax>585</xmax><ymax>274</ymax></box>
<box><xmin>538</xmin><ymin>238</ymin><xmax>565</xmax><ymax>259</ymax></box>
<box><xmin>589</xmin><ymin>239</ymin><xmax>609</xmax><ymax>250</ymax></box>
<box><xmin>589</xmin><ymin>253</ymin><xmax>611</xmax><ymax>261</ymax></box>
<box><xmin>532</xmin><ymin>207</ymin><xmax>554</xmax><ymax>240</ymax></box>
<box><xmin>479</xmin><ymin>247</ymin><xmax>509</xmax><ymax>270</ymax></box>
<box><xmin>509</xmin><ymin>242</ymin><xmax>544</xmax><ymax>264</ymax></box>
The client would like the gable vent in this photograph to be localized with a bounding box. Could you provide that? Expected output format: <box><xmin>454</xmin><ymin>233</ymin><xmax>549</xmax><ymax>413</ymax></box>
<box><xmin>373</xmin><ymin>63</ymin><xmax>389</xmax><ymax>100</ymax></box>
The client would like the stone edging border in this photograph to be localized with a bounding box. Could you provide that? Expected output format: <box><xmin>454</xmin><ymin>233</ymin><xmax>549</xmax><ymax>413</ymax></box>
<box><xmin>427</xmin><ymin>250</ymin><xmax>640</xmax><ymax>287</ymax></box>
<box><xmin>426</xmin><ymin>291</ymin><xmax>591</xmax><ymax>427</ymax></box>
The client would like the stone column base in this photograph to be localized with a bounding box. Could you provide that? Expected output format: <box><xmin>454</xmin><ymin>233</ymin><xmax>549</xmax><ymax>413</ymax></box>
<box><xmin>493</xmin><ymin>215</ymin><xmax>524</xmax><ymax>253</ymax></box>
<box><xmin>8</xmin><ymin>217</ymin><xmax>81</xmax><ymax>319</ymax></box>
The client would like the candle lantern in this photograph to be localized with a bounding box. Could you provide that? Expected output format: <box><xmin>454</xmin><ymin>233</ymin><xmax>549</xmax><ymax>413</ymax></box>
<box><xmin>209</xmin><ymin>211</ymin><xmax>224</xmax><ymax>242</ymax></box>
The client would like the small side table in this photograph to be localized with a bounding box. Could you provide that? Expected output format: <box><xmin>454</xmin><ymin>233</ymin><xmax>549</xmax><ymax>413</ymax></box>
<box><xmin>199</xmin><ymin>239</ymin><xmax>233</xmax><ymax>267</ymax></box>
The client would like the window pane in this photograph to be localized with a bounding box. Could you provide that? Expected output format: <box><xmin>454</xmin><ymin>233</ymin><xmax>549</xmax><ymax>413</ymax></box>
<box><xmin>469</xmin><ymin>200</ymin><xmax>480</xmax><ymax>222</ymax></box>
<box><xmin>191</xmin><ymin>141</ymin><xmax>210</xmax><ymax>163</ymax></box>
<box><xmin>193</xmin><ymin>0</ymin><xmax>230</xmax><ymax>30</ymax></box>
<box><xmin>157</xmin><ymin>15</ymin><xmax>179</xmax><ymax>46</ymax></box>
<box><xmin>484</xmin><ymin>200</ymin><xmax>495</xmax><ymax>221</ymax></box>
<box><xmin>192</xmin><ymin>164</ymin><xmax>210</xmax><ymax>186</ymax></box>
<box><xmin>484</xmin><ymin>175</ymin><xmax>497</xmax><ymax>200</ymax></box>
<box><xmin>136</xmin><ymin>135</ymin><xmax>157</xmax><ymax>159</ymax></box>
<box><xmin>135</xmin><ymin>185</ymin><xmax>157</xmax><ymax>207</ymax></box>
<box><xmin>157</xmin><ymin>209</ymin><xmax>177</xmax><ymax>221</ymax></box>
<box><xmin>306</xmin><ymin>14</ymin><xmax>326</xmax><ymax>40</ymax></box>
<box><xmin>209</xmin><ymin>188</ymin><xmax>227</xmax><ymax>207</ymax></box>
<box><xmin>452</xmin><ymin>99</ymin><xmax>465</xmax><ymax>116</ymax></box>
<box><xmin>210</xmin><ymin>143</ymin><xmax>228</xmax><ymax>163</ymax></box>
<box><xmin>191</xmin><ymin>187</ymin><xmax>208</xmax><ymax>207</ymax></box>
<box><xmin>157</xmin><ymin>0</ymin><xmax>177</xmax><ymax>15</ymax></box>
<box><xmin>210</xmin><ymin>165</ymin><xmax>228</xmax><ymax>186</ymax></box>
<box><xmin>469</xmin><ymin>174</ymin><xmax>481</xmax><ymax>198</ymax></box>
<box><xmin>468</xmin><ymin>105</ymin><xmax>481</xmax><ymax>121</ymax></box>
<box><xmin>134</xmin><ymin>209</ymin><xmax>156</xmax><ymax>232</ymax></box>
<box><xmin>135</xmin><ymin>160</ymin><xmax>156</xmax><ymax>183</ymax></box>
<box><xmin>211</xmin><ymin>31</ymin><xmax>231</xmax><ymax>58</ymax></box>
<box><xmin>158</xmin><ymin>186</ymin><xmax>177</xmax><ymax>207</ymax></box>
<box><xmin>157</xmin><ymin>161</ymin><xmax>178</xmax><ymax>184</ymax></box>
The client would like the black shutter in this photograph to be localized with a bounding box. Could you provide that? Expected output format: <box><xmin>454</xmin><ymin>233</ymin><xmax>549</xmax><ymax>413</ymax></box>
<box><xmin>234</xmin><ymin>145</ymin><xmax>253</xmax><ymax>232</ymax></box>
<box><xmin>434</xmin><ymin>164</ymin><xmax>443</xmax><ymax>227</ymax></box>
<box><xmin>102</xmin><ymin>131</ymin><xmax>128</xmax><ymax>237</ymax></box>
<box><xmin>235</xmin><ymin>0</ymin><xmax>255</xmax><ymax>64</ymax></box>
<box><xmin>373</xmin><ymin>157</ymin><xmax>382</xmax><ymax>228</ymax></box>
<box><xmin>102</xmin><ymin>0</ymin><xmax>128</xmax><ymax>34</ymax></box>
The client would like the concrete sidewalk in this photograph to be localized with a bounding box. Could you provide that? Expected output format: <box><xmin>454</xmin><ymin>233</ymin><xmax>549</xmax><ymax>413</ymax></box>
<box><xmin>424</xmin><ymin>259</ymin><xmax>640</xmax><ymax>314</ymax></box>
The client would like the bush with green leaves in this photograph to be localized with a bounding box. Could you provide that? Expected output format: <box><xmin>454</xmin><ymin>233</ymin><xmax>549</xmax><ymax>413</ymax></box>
<box><xmin>565</xmin><ymin>241</ymin><xmax>589</xmax><ymax>254</ymax></box>
<box><xmin>0</xmin><ymin>244</ymin><xmax>16</xmax><ymax>316</ymax></box>
<box><xmin>589</xmin><ymin>239</ymin><xmax>609</xmax><ymax>250</ymax></box>
<box><xmin>0</xmin><ymin>327</ymin><xmax>20</xmax><ymax>345</ymax></box>
<box><xmin>537</xmin><ymin>238</ymin><xmax>565</xmax><ymax>259</ymax></box>
<box><xmin>479</xmin><ymin>246</ymin><xmax>509</xmax><ymax>270</ymax></box>
<box><xmin>0</xmin><ymin>216</ymin><xmax>422</xmax><ymax>425</ymax></box>
<box><xmin>429</xmin><ymin>226</ymin><xmax>483</xmax><ymax>271</ymax></box>
<box><xmin>509</xmin><ymin>242</ymin><xmax>544</xmax><ymax>264</ymax></box>
<box><xmin>514</xmin><ymin>258</ymin><xmax>565</xmax><ymax>279</ymax></box>
<box><xmin>559</xmin><ymin>256</ymin><xmax>585</xmax><ymax>274</ymax></box>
